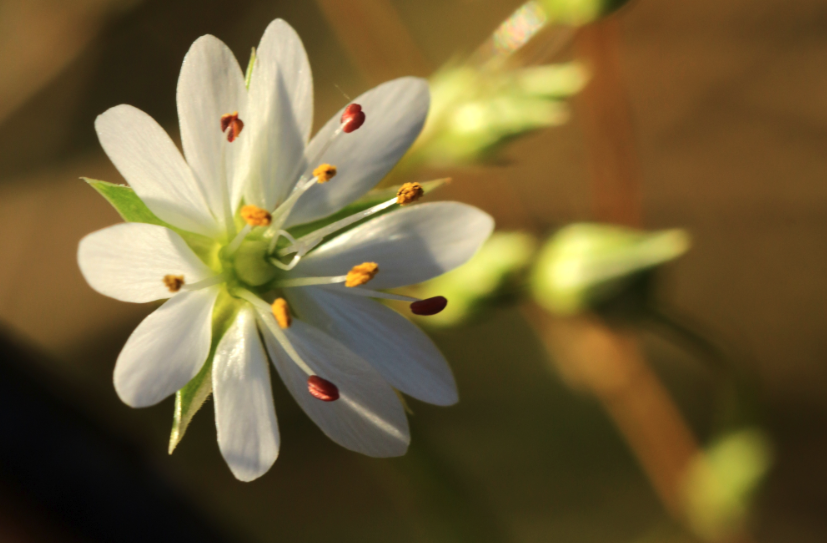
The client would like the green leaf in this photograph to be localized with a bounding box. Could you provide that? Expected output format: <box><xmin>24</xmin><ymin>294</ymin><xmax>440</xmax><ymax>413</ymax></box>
<box><xmin>169</xmin><ymin>288</ymin><xmax>242</xmax><ymax>453</ymax></box>
<box><xmin>287</xmin><ymin>178</ymin><xmax>449</xmax><ymax>240</ymax></box>
<box><xmin>85</xmin><ymin>178</ymin><xmax>220</xmax><ymax>270</ymax></box>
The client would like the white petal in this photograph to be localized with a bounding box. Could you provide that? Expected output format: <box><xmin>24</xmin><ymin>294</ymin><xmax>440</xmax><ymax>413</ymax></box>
<box><xmin>114</xmin><ymin>287</ymin><xmax>219</xmax><ymax>408</ymax></box>
<box><xmin>292</xmin><ymin>202</ymin><xmax>494</xmax><ymax>289</ymax></box>
<box><xmin>238</xmin><ymin>19</ymin><xmax>313</xmax><ymax>210</ymax></box>
<box><xmin>287</xmin><ymin>287</ymin><xmax>457</xmax><ymax>405</ymax></box>
<box><xmin>95</xmin><ymin>105</ymin><xmax>219</xmax><ymax>237</ymax></box>
<box><xmin>261</xmin><ymin>318</ymin><xmax>409</xmax><ymax>457</ymax></box>
<box><xmin>285</xmin><ymin>77</ymin><xmax>429</xmax><ymax>226</ymax></box>
<box><xmin>213</xmin><ymin>306</ymin><xmax>279</xmax><ymax>482</ymax></box>
<box><xmin>177</xmin><ymin>35</ymin><xmax>248</xmax><ymax>224</ymax></box>
<box><xmin>78</xmin><ymin>223</ymin><xmax>215</xmax><ymax>303</ymax></box>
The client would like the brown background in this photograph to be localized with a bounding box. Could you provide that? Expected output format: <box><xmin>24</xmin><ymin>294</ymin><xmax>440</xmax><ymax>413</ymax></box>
<box><xmin>0</xmin><ymin>0</ymin><xmax>825</xmax><ymax>541</ymax></box>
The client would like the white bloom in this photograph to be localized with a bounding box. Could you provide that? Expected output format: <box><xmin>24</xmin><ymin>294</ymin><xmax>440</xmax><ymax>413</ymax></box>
<box><xmin>78</xmin><ymin>19</ymin><xmax>493</xmax><ymax>481</ymax></box>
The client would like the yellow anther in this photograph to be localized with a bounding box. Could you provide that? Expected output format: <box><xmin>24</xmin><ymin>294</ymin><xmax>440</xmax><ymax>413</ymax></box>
<box><xmin>313</xmin><ymin>163</ymin><xmax>337</xmax><ymax>183</ymax></box>
<box><xmin>163</xmin><ymin>274</ymin><xmax>185</xmax><ymax>293</ymax></box>
<box><xmin>240</xmin><ymin>205</ymin><xmax>272</xmax><ymax>227</ymax></box>
<box><xmin>345</xmin><ymin>262</ymin><xmax>379</xmax><ymax>287</ymax></box>
<box><xmin>271</xmin><ymin>298</ymin><xmax>292</xmax><ymax>329</ymax></box>
<box><xmin>396</xmin><ymin>182</ymin><xmax>424</xmax><ymax>205</ymax></box>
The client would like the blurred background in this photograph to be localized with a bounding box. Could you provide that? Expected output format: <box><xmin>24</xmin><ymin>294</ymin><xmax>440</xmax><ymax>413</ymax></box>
<box><xmin>0</xmin><ymin>0</ymin><xmax>826</xmax><ymax>541</ymax></box>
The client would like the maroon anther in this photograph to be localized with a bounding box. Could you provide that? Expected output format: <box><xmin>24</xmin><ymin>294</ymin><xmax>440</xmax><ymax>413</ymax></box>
<box><xmin>341</xmin><ymin>103</ymin><xmax>365</xmax><ymax>133</ymax></box>
<box><xmin>410</xmin><ymin>296</ymin><xmax>448</xmax><ymax>316</ymax></box>
<box><xmin>220</xmin><ymin>112</ymin><xmax>244</xmax><ymax>142</ymax></box>
<box><xmin>307</xmin><ymin>375</ymin><xmax>340</xmax><ymax>402</ymax></box>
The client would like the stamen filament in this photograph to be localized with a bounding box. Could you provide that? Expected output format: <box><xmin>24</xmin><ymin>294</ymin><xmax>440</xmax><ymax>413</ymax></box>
<box><xmin>218</xmin><ymin>137</ymin><xmax>237</xmax><ymax>239</ymax></box>
<box><xmin>316</xmin><ymin>284</ymin><xmax>419</xmax><ymax>302</ymax></box>
<box><xmin>267</xmin><ymin>177</ymin><xmax>319</xmax><ymax>250</ymax></box>
<box><xmin>225</xmin><ymin>224</ymin><xmax>252</xmax><ymax>255</ymax></box>
<box><xmin>304</xmin><ymin>126</ymin><xmax>343</xmax><ymax>173</ymax></box>
<box><xmin>280</xmin><ymin>197</ymin><xmax>398</xmax><ymax>256</ymax></box>
<box><xmin>236</xmin><ymin>289</ymin><xmax>315</xmax><ymax>376</ymax></box>
<box><xmin>267</xmin><ymin>229</ymin><xmax>303</xmax><ymax>270</ymax></box>
<box><xmin>181</xmin><ymin>273</ymin><xmax>227</xmax><ymax>291</ymax></box>
<box><xmin>273</xmin><ymin>275</ymin><xmax>348</xmax><ymax>288</ymax></box>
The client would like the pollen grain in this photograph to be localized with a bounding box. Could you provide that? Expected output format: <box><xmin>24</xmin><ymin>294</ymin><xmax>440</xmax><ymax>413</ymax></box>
<box><xmin>396</xmin><ymin>182</ymin><xmax>424</xmax><ymax>205</ymax></box>
<box><xmin>163</xmin><ymin>274</ymin><xmax>185</xmax><ymax>293</ymax></box>
<box><xmin>345</xmin><ymin>262</ymin><xmax>379</xmax><ymax>287</ymax></box>
<box><xmin>241</xmin><ymin>205</ymin><xmax>272</xmax><ymax>227</ymax></box>
<box><xmin>271</xmin><ymin>298</ymin><xmax>292</xmax><ymax>329</ymax></box>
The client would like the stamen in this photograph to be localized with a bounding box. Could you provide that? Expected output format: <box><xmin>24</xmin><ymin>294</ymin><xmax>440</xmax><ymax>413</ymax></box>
<box><xmin>271</xmin><ymin>298</ymin><xmax>292</xmax><ymax>329</ymax></box>
<box><xmin>272</xmin><ymin>275</ymin><xmax>348</xmax><ymax>288</ymax></box>
<box><xmin>267</xmin><ymin>230</ymin><xmax>304</xmax><ymax>270</ymax></box>
<box><xmin>163</xmin><ymin>274</ymin><xmax>185</xmax><ymax>292</ymax></box>
<box><xmin>236</xmin><ymin>289</ymin><xmax>320</xmax><ymax>379</ymax></box>
<box><xmin>312</xmin><ymin>163</ymin><xmax>337</xmax><ymax>183</ymax></box>
<box><xmin>241</xmin><ymin>205</ymin><xmax>272</xmax><ymax>227</ymax></box>
<box><xmin>345</xmin><ymin>262</ymin><xmax>379</xmax><ymax>287</ymax></box>
<box><xmin>307</xmin><ymin>375</ymin><xmax>340</xmax><ymax>401</ymax></box>
<box><xmin>341</xmin><ymin>103</ymin><xmax>365</xmax><ymax>133</ymax></box>
<box><xmin>410</xmin><ymin>296</ymin><xmax>448</xmax><ymax>316</ymax></box>
<box><xmin>267</xmin><ymin>177</ymin><xmax>319</xmax><ymax>238</ymax></box>
<box><xmin>279</xmin><ymin>197</ymin><xmax>399</xmax><ymax>256</ymax></box>
<box><xmin>225</xmin><ymin>224</ymin><xmax>252</xmax><ymax>255</ymax></box>
<box><xmin>220</xmin><ymin>112</ymin><xmax>244</xmax><ymax>142</ymax></box>
<box><xmin>396</xmin><ymin>182</ymin><xmax>424</xmax><ymax>205</ymax></box>
<box><xmin>317</xmin><ymin>284</ymin><xmax>418</xmax><ymax>302</ymax></box>
<box><xmin>181</xmin><ymin>273</ymin><xmax>227</xmax><ymax>292</ymax></box>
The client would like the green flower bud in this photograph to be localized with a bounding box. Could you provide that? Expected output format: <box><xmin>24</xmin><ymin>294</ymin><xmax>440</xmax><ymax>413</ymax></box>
<box><xmin>539</xmin><ymin>0</ymin><xmax>633</xmax><ymax>26</ymax></box>
<box><xmin>531</xmin><ymin>223</ymin><xmax>690</xmax><ymax>316</ymax></box>
<box><xmin>682</xmin><ymin>428</ymin><xmax>773</xmax><ymax>541</ymax></box>
<box><xmin>416</xmin><ymin>231</ymin><xmax>539</xmax><ymax>327</ymax></box>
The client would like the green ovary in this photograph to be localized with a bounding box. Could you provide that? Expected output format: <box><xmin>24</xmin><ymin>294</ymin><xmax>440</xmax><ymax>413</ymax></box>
<box><xmin>230</xmin><ymin>239</ymin><xmax>279</xmax><ymax>287</ymax></box>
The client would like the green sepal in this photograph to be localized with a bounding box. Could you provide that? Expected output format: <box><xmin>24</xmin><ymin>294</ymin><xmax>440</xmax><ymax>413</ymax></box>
<box><xmin>84</xmin><ymin>178</ymin><xmax>220</xmax><ymax>270</ymax></box>
<box><xmin>169</xmin><ymin>288</ymin><xmax>242</xmax><ymax>453</ymax></box>
<box><xmin>531</xmin><ymin>223</ymin><xmax>690</xmax><ymax>316</ymax></box>
<box><xmin>287</xmin><ymin>178</ymin><xmax>449</xmax><ymax>240</ymax></box>
<box><xmin>245</xmin><ymin>47</ymin><xmax>256</xmax><ymax>90</ymax></box>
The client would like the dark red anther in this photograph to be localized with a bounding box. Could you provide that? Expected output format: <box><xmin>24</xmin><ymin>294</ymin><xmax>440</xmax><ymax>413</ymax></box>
<box><xmin>307</xmin><ymin>375</ymin><xmax>340</xmax><ymax>401</ymax></box>
<box><xmin>341</xmin><ymin>103</ymin><xmax>365</xmax><ymax>133</ymax></box>
<box><xmin>410</xmin><ymin>296</ymin><xmax>448</xmax><ymax>316</ymax></box>
<box><xmin>220</xmin><ymin>112</ymin><xmax>244</xmax><ymax>142</ymax></box>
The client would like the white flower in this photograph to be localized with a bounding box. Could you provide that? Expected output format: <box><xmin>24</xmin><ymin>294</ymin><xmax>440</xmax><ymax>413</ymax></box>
<box><xmin>77</xmin><ymin>19</ymin><xmax>493</xmax><ymax>481</ymax></box>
